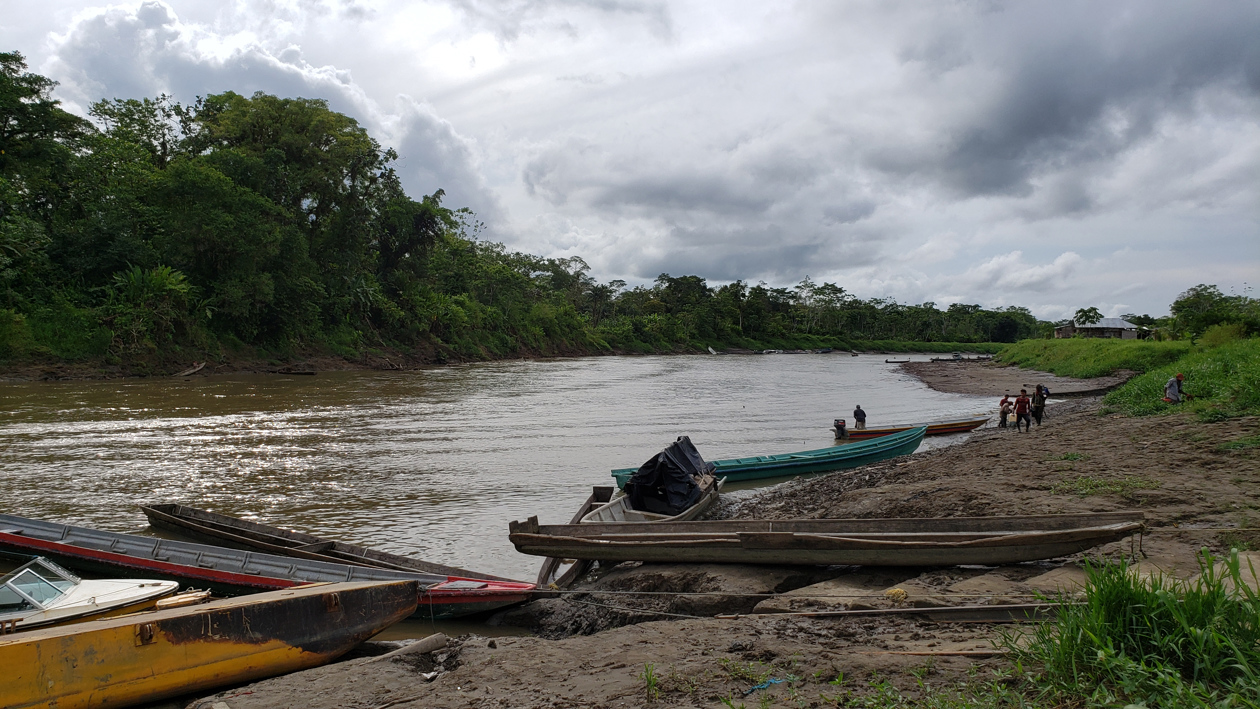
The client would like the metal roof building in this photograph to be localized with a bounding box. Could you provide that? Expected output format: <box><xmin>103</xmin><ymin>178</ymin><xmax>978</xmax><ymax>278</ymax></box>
<box><xmin>1054</xmin><ymin>318</ymin><xmax>1139</xmax><ymax>339</ymax></box>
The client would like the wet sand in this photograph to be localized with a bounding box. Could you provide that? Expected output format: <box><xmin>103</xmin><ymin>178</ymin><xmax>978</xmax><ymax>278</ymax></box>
<box><xmin>192</xmin><ymin>375</ymin><xmax>1260</xmax><ymax>708</ymax></box>
<box><xmin>902</xmin><ymin>360</ymin><xmax>1134</xmax><ymax>397</ymax></box>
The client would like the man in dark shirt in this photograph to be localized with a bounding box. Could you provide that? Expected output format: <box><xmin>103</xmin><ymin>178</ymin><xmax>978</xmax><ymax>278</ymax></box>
<box><xmin>853</xmin><ymin>405</ymin><xmax>867</xmax><ymax>430</ymax></box>
<box><xmin>1032</xmin><ymin>385</ymin><xmax>1048</xmax><ymax>425</ymax></box>
<box><xmin>1014</xmin><ymin>389</ymin><xmax>1032</xmax><ymax>432</ymax></box>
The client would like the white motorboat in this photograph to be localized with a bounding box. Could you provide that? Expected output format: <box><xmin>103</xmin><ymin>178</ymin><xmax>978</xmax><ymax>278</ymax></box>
<box><xmin>0</xmin><ymin>557</ymin><xmax>178</xmax><ymax>632</ymax></box>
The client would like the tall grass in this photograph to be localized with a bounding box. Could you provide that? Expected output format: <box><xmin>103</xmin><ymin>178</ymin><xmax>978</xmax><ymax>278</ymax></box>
<box><xmin>1014</xmin><ymin>549</ymin><xmax>1260</xmax><ymax>707</ymax></box>
<box><xmin>1104</xmin><ymin>338</ymin><xmax>1260</xmax><ymax>419</ymax></box>
<box><xmin>998</xmin><ymin>339</ymin><xmax>1191</xmax><ymax>378</ymax></box>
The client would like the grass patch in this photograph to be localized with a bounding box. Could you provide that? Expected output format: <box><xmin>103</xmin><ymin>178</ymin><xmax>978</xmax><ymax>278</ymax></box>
<box><xmin>998</xmin><ymin>338</ymin><xmax>1191</xmax><ymax>378</ymax></box>
<box><xmin>818</xmin><ymin>670</ymin><xmax>1038</xmax><ymax>708</ymax></box>
<box><xmin>1051</xmin><ymin>475</ymin><xmax>1160</xmax><ymax>497</ymax></box>
<box><xmin>1219</xmin><ymin>435</ymin><xmax>1260</xmax><ymax>452</ymax></box>
<box><xmin>1054</xmin><ymin>452</ymin><xmax>1089</xmax><ymax>461</ymax></box>
<box><xmin>1012</xmin><ymin>550</ymin><xmax>1260</xmax><ymax>707</ymax></box>
<box><xmin>1103</xmin><ymin>338</ymin><xmax>1260</xmax><ymax>419</ymax></box>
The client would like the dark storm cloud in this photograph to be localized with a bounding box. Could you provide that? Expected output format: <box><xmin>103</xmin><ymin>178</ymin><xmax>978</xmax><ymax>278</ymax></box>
<box><xmin>628</xmin><ymin>226</ymin><xmax>841</xmax><ymax>283</ymax></box>
<box><xmin>875</xmin><ymin>0</ymin><xmax>1260</xmax><ymax>198</ymax></box>
<box><xmin>45</xmin><ymin>1</ymin><xmax>499</xmax><ymax>222</ymax></box>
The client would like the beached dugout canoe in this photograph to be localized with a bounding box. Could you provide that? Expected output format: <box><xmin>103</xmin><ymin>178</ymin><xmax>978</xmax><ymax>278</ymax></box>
<box><xmin>508</xmin><ymin>511</ymin><xmax>1144</xmax><ymax>567</ymax></box>
<box><xmin>836</xmin><ymin>415</ymin><xmax>990</xmax><ymax>441</ymax></box>
<box><xmin>611</xmin><ymin>427</ymin><xmax>926</xmax><ymax>489</ymax></box>
<box><xmin>0</xmin><ymin>513</ymin><xmax>532</xmax><ymax>619</ymax></box>
<box><xmin>141</xmin><ymin>503</ymin><xmax>516</xmax><ymax>581</ymax></box>
<box><xmin>1</xmin><ymin>580</ymin><xmax>416</xmax><ymax>709</ymax></box>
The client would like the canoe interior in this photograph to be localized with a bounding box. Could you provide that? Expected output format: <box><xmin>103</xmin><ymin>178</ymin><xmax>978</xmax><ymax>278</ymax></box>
<box><xmin>535</xmin><ymin>486</ymin><xmax>614</xmax><ymax>588</ymax></box>
<box><xmin>142</xmin><ymin>503</ymin><xmax>516</xmax><ymax>582</ymax></box>
<box><xmin>580</xmin><ymin>475</ymin><xmax>723</xmax><ymax>523</ymax></box>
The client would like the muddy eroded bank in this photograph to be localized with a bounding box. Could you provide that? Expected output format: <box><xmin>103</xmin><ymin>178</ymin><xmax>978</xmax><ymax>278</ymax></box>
<box><xmin>194</xmin><ymin>373</ymin><xmax>1260</xmax><ymax>708</ymax></box>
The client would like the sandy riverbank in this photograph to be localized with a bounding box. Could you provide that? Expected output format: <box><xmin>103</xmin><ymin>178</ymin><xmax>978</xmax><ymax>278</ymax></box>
<box><xmin>191</xmin><ymin>377</ymin><xmax>1260</xmax><ymax>708</ymax></box>
<box><xmin>901</xmin><ymin>359</ymin><xmax>1134</xmax><ymax>397</ymax></box>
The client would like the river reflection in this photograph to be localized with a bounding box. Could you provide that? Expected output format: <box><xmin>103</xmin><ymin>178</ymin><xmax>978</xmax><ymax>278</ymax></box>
<box><xmin>0</xmin><ymin>355</ymin><xmax>993</xmax><ymax>580</ymax></box>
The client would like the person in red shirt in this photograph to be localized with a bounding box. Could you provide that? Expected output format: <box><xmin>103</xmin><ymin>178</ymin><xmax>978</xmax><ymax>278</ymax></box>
<box><xmin>1014</xmin><ymin>389</ymin><xmax>1032</xmax><ymax>432</ymax></box>
<box><xmin>999</xmin><ymin>395</ymin><xmax>1012</xmax><ymax>428</ymax></box>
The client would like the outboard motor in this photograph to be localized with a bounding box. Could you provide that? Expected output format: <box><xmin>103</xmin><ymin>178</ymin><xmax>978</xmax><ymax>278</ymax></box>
<box><xmin>833</xmin><ymin>418</ymin><xmax>848</xmax><ymax>440</ymax></box>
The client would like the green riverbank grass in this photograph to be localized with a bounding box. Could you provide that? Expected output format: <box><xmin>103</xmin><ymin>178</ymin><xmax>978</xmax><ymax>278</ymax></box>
<box><xmin>997</xmin><ymin>339</ymin><xmax>1191</xmax><ymax>378</ymax></box>
<box><xmin>1012</xmin><ymin>550</ymin><xmax>1260</xmax><ymax>708</ymax></box>
<box><xmin>1103</xmin><ymin>338</ymin><xmax>1260</xmax><ymax>419</ymax></box>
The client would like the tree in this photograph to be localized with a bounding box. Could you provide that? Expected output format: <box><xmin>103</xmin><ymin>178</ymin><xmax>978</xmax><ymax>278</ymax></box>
<box><xmin>1073</xmin><ymin>307</ymin><xmax>1103</xmax><ymax>325</ymax></box>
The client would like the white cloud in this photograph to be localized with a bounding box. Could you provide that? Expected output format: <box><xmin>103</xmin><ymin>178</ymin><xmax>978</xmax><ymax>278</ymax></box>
<box><xmin>7</xmin><ymin>0</ymin><xmax>1257</xmax><ymax>317</ymax></box>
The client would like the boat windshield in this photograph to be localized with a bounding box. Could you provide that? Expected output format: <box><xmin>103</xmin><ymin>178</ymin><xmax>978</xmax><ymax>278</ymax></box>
<box><xmin>0</xmin><ymin>557</ymin><xmax>79</xmax><ymax>611</ymax></box>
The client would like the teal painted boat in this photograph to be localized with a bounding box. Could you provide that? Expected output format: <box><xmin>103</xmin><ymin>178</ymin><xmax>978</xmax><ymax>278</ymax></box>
<box><xmin>611</xmin><ymin>426</ymin><xmax>926</xmax><ymax>488</ymax></box>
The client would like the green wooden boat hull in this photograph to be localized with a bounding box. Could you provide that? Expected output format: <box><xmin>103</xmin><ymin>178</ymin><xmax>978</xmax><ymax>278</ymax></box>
<box><xmin>611</xmin><ymin>426</ymin><xmax>926</xmax><ymax>488</ymax></box>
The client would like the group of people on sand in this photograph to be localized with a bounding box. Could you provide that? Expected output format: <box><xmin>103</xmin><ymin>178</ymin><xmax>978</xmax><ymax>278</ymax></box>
<box><xmin>999</xmin><ymin>385</ymin><xmax>1049</xmax><ymax>432</ymax></box>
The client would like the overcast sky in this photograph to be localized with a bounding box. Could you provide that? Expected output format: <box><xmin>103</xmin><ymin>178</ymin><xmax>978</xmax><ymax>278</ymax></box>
<box><xmin>4</xmin><ymin>1</ymin><xmax>1258</xmax><ymax>318</ymax></box>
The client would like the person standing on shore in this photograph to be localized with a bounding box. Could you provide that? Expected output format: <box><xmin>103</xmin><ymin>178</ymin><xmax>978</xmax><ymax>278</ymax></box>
<box><xmin>853</xmin><ymin>405</ymin><xmax>867</xmax><ymax>430</ymax></box>
<box><xmin>1032</xmin><ymin>385</ymin><xmax>1047</xmax><ymax>425</ymax></box>
<box><xmin>999</xmin><ymin>395</ymin><xmax>1012</xmax><ymax>428</ymax></box>
<box><xmin>1014</xmin><ymin>389</ymin><xmax>1032</xmax><ymax>432</ymax></box>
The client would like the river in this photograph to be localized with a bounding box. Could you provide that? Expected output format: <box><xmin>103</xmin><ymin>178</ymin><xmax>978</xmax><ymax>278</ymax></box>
<box><xmin>0</xmin><ymin>354</ymin><xmax>994</xmax><ymax>583</ymax></box>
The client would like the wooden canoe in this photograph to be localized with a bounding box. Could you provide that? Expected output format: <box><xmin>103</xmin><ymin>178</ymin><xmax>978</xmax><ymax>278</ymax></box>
<box><xmin>508</xmin><ymin>511</ymin><xmax>1144</xmax><ymax>567</ymax></box>
<box><xmin>141</xmin><ymin>503</ymin><xmax>515</xmax><ymax>581</ymax></box>
<box><xmin>612</xmin><ymin>427</ymin><xmax>926</xmax><ymax>488</ymax></box>
<box><xmin>838</xmin><ymin>415</ymin><xmax>990</xmax><ymax>441</ymax></box>
<box><xmin>1</xmin><ymin>580</ymin><xmax>416</xmax><ymax>709</ymax></box>
<box><xmin>536</xmin><ymin>476</ymin><xmax>725</xmax><ymax>590</ymax></box>
<box><xmin>0</xmin><ymin>513</ymin><xmax>533</xmax><ymax>620</ymax></box>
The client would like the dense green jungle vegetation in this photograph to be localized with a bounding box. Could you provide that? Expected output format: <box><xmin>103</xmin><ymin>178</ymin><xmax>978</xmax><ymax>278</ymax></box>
<box><xmin>0</xmin><ymin>53</ymin><xmax>1033</xmax><ymax>373</ymax></box>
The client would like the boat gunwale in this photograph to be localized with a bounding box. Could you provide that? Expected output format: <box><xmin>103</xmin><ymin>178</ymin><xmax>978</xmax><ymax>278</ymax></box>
<box><xmin>0</xmin><ymin>514</ymin><xmax>534</xmax><ymax>611</ymax></box>
<box><xmin>141</xmin><ymin>504</ymin><xmax>518</xmax><ymax>582</ymax></box>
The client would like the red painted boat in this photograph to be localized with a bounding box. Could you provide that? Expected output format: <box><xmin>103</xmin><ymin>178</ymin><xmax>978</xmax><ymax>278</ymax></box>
<box><xmin>0</xmin><ymin>513</ymin><xmax>532</xmax><ymax>620</ymax></box>
<box><xmin>836</xmin><ymin>414</ymin><xmax>990</xmax><ymax>441</ymax></box>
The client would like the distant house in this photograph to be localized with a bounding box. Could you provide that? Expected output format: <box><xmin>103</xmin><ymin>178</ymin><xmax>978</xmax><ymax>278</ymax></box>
<box><xmin>1054</xmin><ymin>318</ymin><xmax>1139</xmax><ymax>339</ymax></box>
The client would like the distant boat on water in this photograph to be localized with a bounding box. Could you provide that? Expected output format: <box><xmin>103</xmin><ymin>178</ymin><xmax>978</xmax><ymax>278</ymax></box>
<box><xmin>834</xmin><ymin>415</ymin><xmax>990</xmax><ymax>441</ymax></box>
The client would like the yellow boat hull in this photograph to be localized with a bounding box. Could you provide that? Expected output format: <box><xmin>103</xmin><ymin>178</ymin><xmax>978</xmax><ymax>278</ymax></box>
<box><xmin>0</xmin><ymin>580</ymin><xmax>418</xmax><ymax>709</ymax></box>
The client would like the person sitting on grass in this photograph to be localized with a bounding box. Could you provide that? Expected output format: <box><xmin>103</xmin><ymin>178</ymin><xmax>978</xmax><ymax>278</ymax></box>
<box><xmin>1163</xmin><ymin>373</ymin><xmax>1192</xmax><ymax>403</ymax></box>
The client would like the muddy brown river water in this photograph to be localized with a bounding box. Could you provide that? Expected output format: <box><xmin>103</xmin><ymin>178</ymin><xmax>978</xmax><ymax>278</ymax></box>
<box><xmin>0</xmin><ymin>354</ymin><xmax>995</xmax><ymax>584</ymax></box>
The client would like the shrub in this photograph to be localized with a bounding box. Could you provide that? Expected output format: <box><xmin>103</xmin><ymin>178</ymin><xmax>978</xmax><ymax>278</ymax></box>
<box><xmin>1199</xmin><ymin>322</ymin><xmax>1247</xmax><ymax>348</ymax></box>
<box><xmin>1014</xmin><ymin>549</ymin><xmax>1260</xmax><ymax>707</ymax></box>
<box><xmin>1104</xmin><ymin>338</ymin><xmax>1260</xmax><ymax>419</ymax></box>
<box><xmin>998</xmin><ymin>339</ymin><xmax>1191</xmax><ymax>378</ymax></box>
